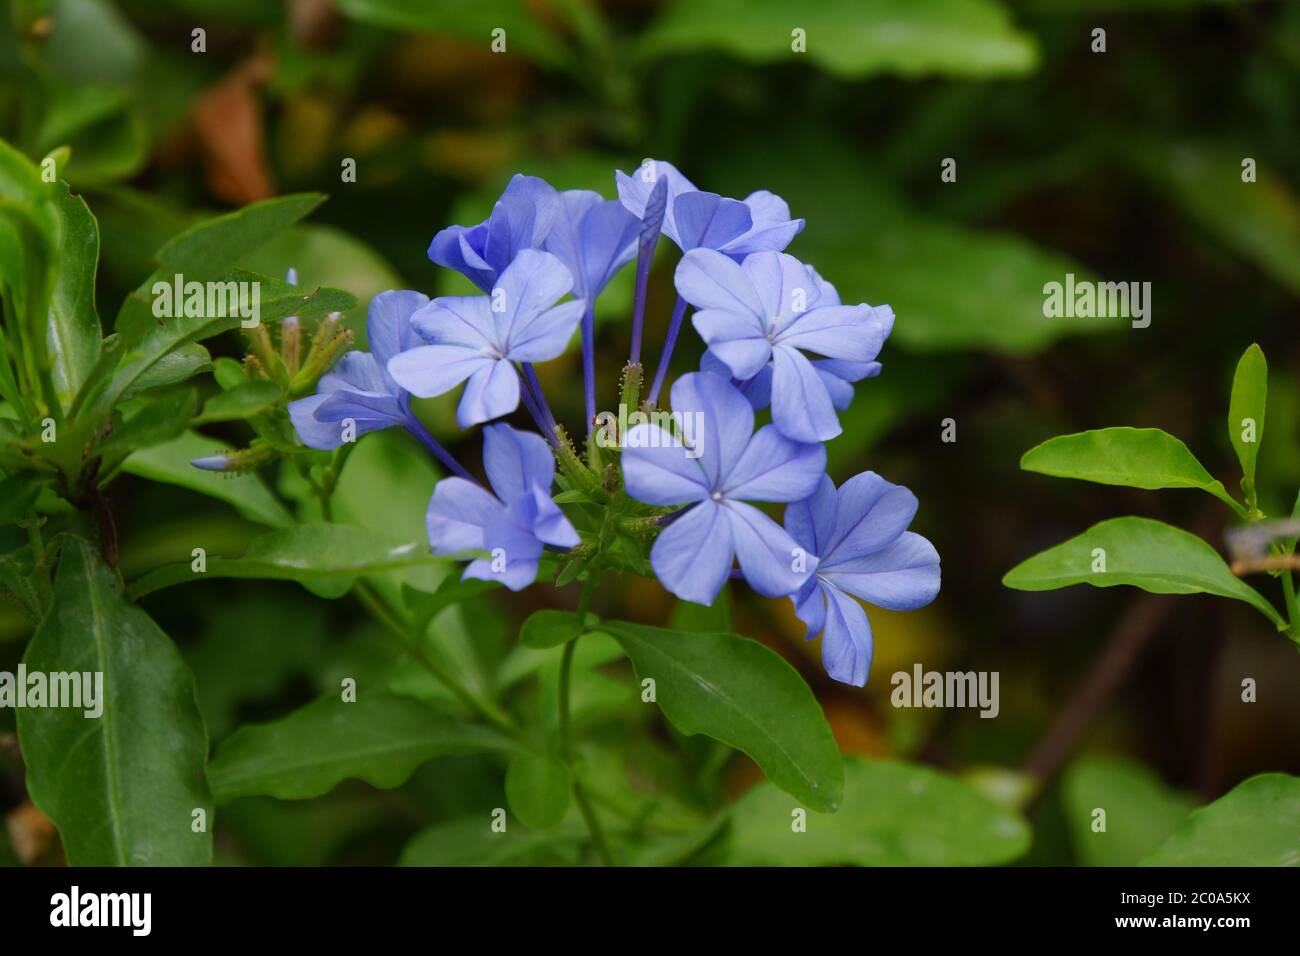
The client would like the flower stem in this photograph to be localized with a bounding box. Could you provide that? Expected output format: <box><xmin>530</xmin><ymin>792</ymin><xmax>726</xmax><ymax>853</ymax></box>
<box><xmin>581</xmin><ymin>302</ymin><xmax>597</xmax><ymax>432</ymax></box>
<box><xmin>354</xmin><ymin>579</ymin><xmax>517</xmax><ymax>735</ymax></box>
<box><xmin>559</xmin><ymin>571</ymin><xmax>616</xmax><ymax>865</ymax></box>
<box><xmin>629</xmin><ymin>177</ymin><xmax>668</xmax><ymax>366</ymax></box>
<box><xmin>403</xmin><ymin>416</ymin><xmax>475</xmax><ymax>483</ymax></box>
<box><xmin>647</xmin><ymin>294</ymin><xmax>688</xmax><ymax>406</ymax></box>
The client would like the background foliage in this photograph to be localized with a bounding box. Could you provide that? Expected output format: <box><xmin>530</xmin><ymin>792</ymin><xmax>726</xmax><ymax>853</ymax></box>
<box><xmin>1</xmin><ymin>0</ymin><xmax>1297</xmax><ymax>866</ymax></box>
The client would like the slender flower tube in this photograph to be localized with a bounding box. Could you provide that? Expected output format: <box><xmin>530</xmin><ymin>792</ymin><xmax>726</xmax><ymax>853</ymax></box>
<box><xmin>628</xmin><ymin>176</ymin><xmax>668</xmax><ymax>366</ymax></box>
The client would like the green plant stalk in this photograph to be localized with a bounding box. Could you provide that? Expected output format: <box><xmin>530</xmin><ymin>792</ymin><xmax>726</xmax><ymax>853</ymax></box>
<box><xmin>352</xmin><ymin>579</ymin><xmax>518</xmax><ymax>735</ymax></box>
<box><xmin>1283</xmin><ymin>571</ymin><xmax>1300</xmax><ymax>646</ymax></box>
<box><xmin>560</xmin><ymin>570</ymin><xmax>616</xmax><ymax>865</ymax></box>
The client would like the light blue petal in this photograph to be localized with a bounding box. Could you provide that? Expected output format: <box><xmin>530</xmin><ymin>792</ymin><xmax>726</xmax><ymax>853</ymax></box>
<box><xmin>693</xmin><ymin>308</ymin><xmax>771</xmax><ymax>380</ymax></box>
<box><xmin>673</xmin><ymin>191</ymin><xmax>752</xmax><ymax>252</ymax></box>
<box><xmin>507</xmin><ymin>299</ymin><xmax>584</xmax><ymax>363</ymax></box>
<box><xmin>411</xmin><ymin>296</ymin><xmax>495</xmax><ymax>349</ymax></box>
<box><xmin>725</xmin><ymin>501</ymin><xmax>817</xmax><ymax>598</ymax></box>
<box><xmin>616</xmin><ymin>159</ymin><xmax>697</xmax><ymax>247</ymax></box>
<box><xmin>674</xmin><ymin>248</ymin><xmax>764</xmax><ymax>316</ymax></box>
<box><xmin>669</xmin><ymin>371</ymin><xmax>753</xmax><ymax>490</ymax></box>
<box><xmin>784</xmin><ymin>474</ymin><xmax>837</xmax><ymax>557</ymax></box>
<box><xmin>622</xmin><ymin>424</ymin><xmax>711</xmax><ymax>506</ymax></box>
<box><xmin>792</xmin><ymin>578</ymin><xmax>828</xmax><ymax>640</ymax></box>
<box><xmin>482</xmin><ymin>423</ymin><xmax>555</xmax><ymax>502</ymax></box>
<box><xmin>387</xmin><ymin>344</ymin><xmax>491</xmax><ymax>399</ymax></box>
<box><xmin>777</xmin><ymin>304</ymin><xmax>883</xmax><ymax>362</ymax></box>
<box><xmin>288</xmin><ymin>393</ymin><xmax>346</xmax><ymax>450</ymax></box>
<box><xmin>426</xmin><ymin>477</ymin><xmax>504</xmax><ymax>555</ymax></box>
<box><xmin>366</xmin><ymin>289</ymin><xmax>429</xmax><ymax>370</ymax></box>
<box><xmin>744</xmin><ymin>251</ymin><xmax>820</xmax><ymax>328</ymax></box>
<box><xmin>822</xmin><ymin>531</ymin><xmax>941</xmax><ymax>611</ymax></box>
<box><xmin>649</xmin><ymin>501</ymin><xmax>734</xmax><ymax>605</ymax></box>
<box><xmin>825</xmin><ymin>471</ymin><xmax>918</xmax><ymax>561</ymax></box>
<box><xmin>770</xmin><ymin>346</ymin><xmax>842</xmax><ymax>443</ymax></box>
<box><xmin>456</xmin><ymin>358</ymin><xmax>520</xmax><ymax>427</ymax></box>
<box><xmin>723</xmin><ymin>422</ymin><xmax>825</xmax><ymax>503</ymax></box>
<box><xmin>820</xmin><ymin>585</ymin><xmax>874</xmax><ymax>687</ymax></box>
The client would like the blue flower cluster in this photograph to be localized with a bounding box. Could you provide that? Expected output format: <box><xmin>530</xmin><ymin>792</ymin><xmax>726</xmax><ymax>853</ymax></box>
<box><xmin>287</xmin><ymin>160</ymin><xmax>940</xmax><ymax>686</ymax></box>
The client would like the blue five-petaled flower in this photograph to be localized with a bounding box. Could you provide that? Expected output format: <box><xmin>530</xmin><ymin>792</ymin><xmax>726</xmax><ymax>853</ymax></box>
<box><xmin>785</xmin><ymin>473</ymin><xmax>941</xmax><ymax>686</ymax></box>
<box><xmin>622</xmin><ymin>371</ymin><xmax>825</xmax><ymax>606</ymax></box>
<box><xmin>426</xmin><ymin>423</ymin><xmax>578</xmax><ymax>591</ymax></box>
<box><xmin>386</xmin><ymin>249</ymin><xmax>585</xmax><ymax>428</ymax></box>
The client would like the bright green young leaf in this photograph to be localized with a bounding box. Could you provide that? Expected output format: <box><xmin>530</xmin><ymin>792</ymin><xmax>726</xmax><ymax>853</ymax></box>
<box><xmin>193</xmin><ymin>379</ymin><xmax>281</xmax><ymax>425</ymax></box>
<box><xmin>520</xmin><ymin>609</ymin><xmax>586</xmax><ymax>649</ymax></box>
<box><xmin>1061</xmin><ymin>756</ymin><xmax>1198</xmax><ymax>867</ymax></box>
<box><xmin>17</xmin><ymin>536</ymin><xmax>212</xmax><ymax>864</ymax></box>
<box><xmin>1228</xmin><ymin>343</ymin><xmax>1267</xmax><ymax>509</ymax></box>
<box><xmin>727</xmin><ymin>757</ymin><xmax>1030</xmax><ymax>865</ymax></box>
<box><xmin>505</xmin><ymin>753</ymin><xmax>573</xmax><ymax>829</ymax></box>
<box><xmin>641</xmin><ymin>0</ymin><xmax>1038</xmax><ymax>79</ymax></box>
<box><xmin>207</xmin><ymin>693</ymin><xmax>516</xmax><ymax>803</ymax></box>
<box><xmin>126</xmin><ymin>523</ymin><xmax>448</xmax><ymax>600</ymax></box>
<box><xmin>399</xmin><ymin>817</ymin><xmax>584</xmax><ymax>866</ymax></box>
<box><xmin>155</xmin><ymin>194</ymin><xmax>325</xmax><ymax>280</ymax></box>
<box><xmin>335</xmin><ymin>0</ymin><xmax>566</xmax><ymax>67</ymax></box>
<box><xmin>598</xmin><ymin>620</ymin><xmax>843</xmax><ymax>812</ymax></box>
<box><xmin>1140</xmin><ymin>773</ymin><xmax>1300</xmax><ymax>866</ymax></box>
<box><xmin>122</xmin><ymin>431</ymin><xmax>292</xmax><ymax>528</ymax></box>
<box><xmin>1003</xmin><ymin>516</ymin><xmax>1285</xmax><ymax>627</ymax></box>
<box><xmin>46</xmin><ymin>187</ymin><xmax>103</xmax><ymax>410</ymax></box>
<box><xmin>1020</xmin><ymin>427</ymin><xmax>1243</xmax><ymax>515</ymax></box>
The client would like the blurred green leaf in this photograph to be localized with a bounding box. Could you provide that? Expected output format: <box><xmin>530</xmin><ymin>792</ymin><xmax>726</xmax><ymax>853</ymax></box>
<box><xmin>505</xmin><ymin>752</ymin><xmax>573</xmax><ymax>829</ymax></box>
<box><xmin>1003</xmin><ymin>516</ymin><xmax>1285</xmax><ymax>627</ymax></box>
<box><xmin>1061</xmin><ymin>756</ymin><xmax>1197</xmax><ymax>867</ymax></box>
<box><xmin>399</xmin><ymin>816</ymin><xmax>583</xmax><ymax>865</ymax></box>
<box><xmin>97</xmin><ymin>388</ymin><xmax>197</xmax><ymax>455</ymax></box>
<box><xmin>1228</xmin><ymin>343</ymin><xmax>1267</xmax><ymax>509</ymax></box>
<box><xmin>156</xmin><ymin>194</ymin><xmax>325</xmax><ymax>280</ymax></box>
<box><xmin>335</xmin><ymin>0</ymin><xmax>566</xmax><ymax>66</ymax></box>
<box><xmin>599</xmin><ymin>620</ymin><xmax>843</xmax><ymax>812</ymax></box>
<box><xmin>127</xmin><ymin>522</ymin><xmax>444</xmax><ymax>599</ymax></box>
<box><xmin>193</xmin><ymin>379</ymin><xmax>281</xmax><ymax>425</ymax></box>
<box><xmin>1020</xmin><ymin>427</ymin><xmax>1243</xmax><ymax>514</ymax></box>
<box><xmin>641</xmin><ymin>0</ymin><xmax>1038</xmax><ymax>79</ymax></box>
<box><xmin>520</xmin><ymin>609</ymin><xmax>585</xmax><ymax>649</ymax></box>
<box><xmin>1141</xmin><ymin>773</ymin><xmax>1300</xmax><ymax>866</ymax></box>
<box><xmin>46</xmin><ymin>186</ymin><xmax>103</xmax><ymax>410</ymax></box>
<box><xmin>17</xmin><ymin>535</ymin><xmax>212</xmax><ymax>864</ymax></box>
<box><xmin>122</xmin><ymin>430</ymin><xmax>293</xmax><ymax>528</ymax></box>
<box><xmin>207</xmin><ymin>692</ymin><xmax>516</xmax><ymax>803</ymax></box>
<box><xmin>727</xmin><ymin>757</ymin><xmax>1031</xmax><ymax>865</ymax></box>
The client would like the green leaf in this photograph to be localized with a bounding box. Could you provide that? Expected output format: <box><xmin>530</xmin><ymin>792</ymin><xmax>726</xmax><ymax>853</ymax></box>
<box><xmin>598</xmin><ymin>620</ymin><xmax>843</xmax><ymax>811</ymax></box>
<box><xmin>727</xmin><ymin>757</ymin><xmax>1030</xmax><ymax>865</ymax></box>
<box><xmin>399</xmin><ymin>817</ymin><xmax>583</xmax><ymax>866</ymax></box>
<box><xmin>193</xmin><ymin>379</ymin><xmax>282</xmax><ymax>425</ymax></box>
<box><xmin>207</xmin><ymin>693</ymin><xmax>516</xmax><ymax>803</ymax></box>
<box><xmin>121</xmin><ymin>431</ymin><xmax>293</xmax><ymax>528</ymax></box>
<box><xmin>16</xmin><ymin>536</ymin><xmax>212</xmax><ymax>864</ymax></box>
<box><xmin>1140</xmin><ymin>773</ymin><xmax>1300</xmax><ymax>866</ymax></box>
<box><xmin>335</xmin><ymin>0</ymin><xmax>566</xmax><ymax>67</ymax></box>
<box><xmin>641</xmin><ymin>0</ymin><xmax>1038</xmax><ymax>79</ymax></box>
<box><xmin>520</xmin><ymin>609</ymin><xmax>586</xmax><ymax>649</ymax></box>
<box><xmin>1003</xmin><ymin>516</ymin><xmax>1285</xmax><ymax>627</ymax></box>
<box><xmin>1020</xmin><ymin>427</ymin><xmax>1243</xmax><ymax>514</ymax></box>
<box><xmin>46</xmin><ymin>187</ymin><xmax>103</xmax><ymax>410</ymax></box>
<box><xmin>403</xmin><ymin>577</ymin><xmax>500</xmax><ymax>627</ymax></box>
<box><xmin>1061</xmin><ymin>756</ymin><xmax>1198</xmax><ymax>867</ymax></box>
<box><xmin>127</xmin><ymin>523</ymin><xmax>445</xmax><ymax>600</ymax></box>
<box><xmin>155</xmin><ymin>194</ymin><xmax>325</xmax><ymax>280</ymax></box>
<box><xmin>505</xmin><ymin>753</ymin><xmax>573</xmax><ymax>829</ymax></box>
<box><xmin>0</xmin><ymin>474</ymin><xmax>42</xmax><ymax>525</ymax></box>
<box><xmin>1228</xmin><ymin>344</ymin><xmax>1267</xmax><ymax>509</ymax></box>
<box><xmin>120</xmin><ymin>342</ymin><xmax>210</xmax><ymax>400</ymax></box>
<box><xmin>96</xmin><ymin>390</ymin><xmax>197</xmax><ymax>456</ymax></box>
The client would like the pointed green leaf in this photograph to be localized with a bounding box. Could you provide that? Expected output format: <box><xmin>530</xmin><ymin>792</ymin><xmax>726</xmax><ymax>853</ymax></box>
<box><xmin>520</xmin><ymin>609</ymin><xmax>586</xmax><ymax>649</ymax></box>
<box><xmin>1140</xmin><ymin>773</ymin><xmax>1300</xmax><ymax>866</ymax></box>
<box><xmin>505</xmin><ymin>753</ymin><xmax>573</xmax><ymax>829</ymax></box>
<box><xmin>1061</xmin><ymin>756</ymin><xmax>1198</xmax><ymax>867</ymax></box>
<box><xmin>207</xmin><ymin>693</ymin><xmax>516</xmax><ymax>803</ymax></box>
<box><xmin>1021</xmin><ymin>427</ymin><xmax>1243</xmax><ymax>514</ymax></box>
<box><xmin>727</xmin><ymin>757</ymin><xmax>1030</xmax><ymax>866</ymax></box>
<box><xmin>47</xmin><ymin>187</ymin><xmax>103</xmax><ymax>410</ymax></box>
<box><xmin>598</xmin><ymin>620</ymin><xmax>843</xmax><ymax>811</ymax></box>
<box><xmin>1003</xmin><ymin>516</ymin><xmax>1285</xmax><ymax>627</ymax></box>
<box><xmin>16</xmin><ymin>536</ymin><xmax>212</xmax><ymax>864</ymax></box>
<box><xmin>1228</xmin><ymin>344</ymin><xmax>1267</xmax><ymax>510</ymax></box>
<box><xmin>127</xmin><ymin>523</ymin><xmax>445</xmax><ymax>600</ymax></box>
<box><xmin>156</xmin><ymin>194</ymin><xmax>325</xmax><ymax>279</ymax></box>
<box><xmin>121</xmin><ymin>431</ymin><xmax>293</xmax><ymax>529</ymax></box>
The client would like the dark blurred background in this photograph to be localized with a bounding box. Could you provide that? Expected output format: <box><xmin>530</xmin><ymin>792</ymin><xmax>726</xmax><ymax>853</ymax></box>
<box><xmin>1</xmin><ymin>0</ymin><xmax>1298</xmax><ymax>865</ymax></box>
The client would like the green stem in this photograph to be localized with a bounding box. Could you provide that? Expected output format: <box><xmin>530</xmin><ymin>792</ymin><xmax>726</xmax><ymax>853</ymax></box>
<box><xmin>560</xmin><ymin>571</ymin><xmax>616</xmax><ymax>865</ymax></box>
<box><xmin>1283</xmin><ymin>570</ymin><xmax>1299</xmax><ymax>644</ymax></box>
<box><xmin>353</xmin><ymin>579</ymin><xmax>517</xmax><ymax>735</ymax></box>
